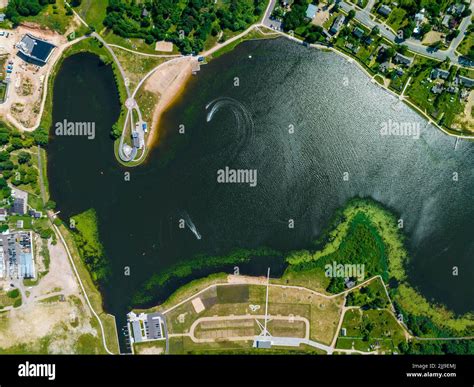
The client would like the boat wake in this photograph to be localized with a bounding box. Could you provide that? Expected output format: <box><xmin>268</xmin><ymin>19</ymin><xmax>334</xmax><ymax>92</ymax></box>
<box><xmin>205</xmin><ymin>97</ymin><xmax>255</xmax><ymax>163</ymax></box>
<box><xmin>180</xmin><ymin>211</ymin><xmax>202</xmax><ymax>240</ymax></box>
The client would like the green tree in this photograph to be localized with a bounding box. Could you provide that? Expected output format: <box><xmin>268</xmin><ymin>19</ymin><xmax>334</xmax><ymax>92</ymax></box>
<box><xmin>17</xmin><ymin>151</ymin><xmax>31</xmax><ymax>164</ymax></box>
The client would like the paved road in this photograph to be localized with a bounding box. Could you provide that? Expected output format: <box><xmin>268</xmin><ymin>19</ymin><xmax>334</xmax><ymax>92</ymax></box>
<box><xmin>37</xmin><ymin>145</ymin><xmax>47</xmax><ymax>204</ymax></box>
<box><xmin>92</xmin><ymin>32</ymin><xmax>131</xmax><ymax>98</ymax></box>
<box><xmin>262</xmin><ymin>0</ymin><xmax>282</xmax><ymax>31</ymax></box>
<box><xmin>337</xmin><ymin>1</ymin><xmax>473</xmax><ymax>65</ymax></box>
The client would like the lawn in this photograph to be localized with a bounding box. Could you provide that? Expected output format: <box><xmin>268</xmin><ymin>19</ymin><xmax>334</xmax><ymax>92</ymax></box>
<box><xmin>457</xmin><ymin>31</ymin><xmax>473</xmax><ymax>57</ymax></box>
<box><xmin>386</xmin><ymin>8</ymin><xmax>407</xmax><ymax>32</ymax></box>
<box><xmin>336</xmin><ymin>308</ymin><xmax>406</xmax><ymax>353</ymax></box>
<box><xmin>74</xmin><ymin>0</ymin><xmax>107</xmax><ymax>32</ymax></box>
<box><xmin>112</xmin><ymin>47</ymin><xmax>166</xmax><ymax>94</ymax></box>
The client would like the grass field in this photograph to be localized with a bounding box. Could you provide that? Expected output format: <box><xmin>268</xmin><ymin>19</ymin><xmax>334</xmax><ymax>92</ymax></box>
<box><xmin>457</xmin><ymin>31</ymin><xmax>473</xmax><ymax>57</ymax></box>
<box><xmin>336</xmin><ymin>308</ymin><xmax>406</xmax><ymax>353</ymax></box>
<box><xmin>58</xmin><ymin>224</ymin><xmax>120</xmax><ymax>354</ymax></box>
<box><xmin>386</xmin><ymin>8</ymin><xmax>407</xmax><ymax>32</ymax></box>
<box><xmin>112</xmin><ymin>48</ymin><xmax>166</xmax><ymax>93</ymax></box>
<box><xmin>75</xmin><ymin>0</ymin><xmax>107</xmax><ymax>32</ymax></box>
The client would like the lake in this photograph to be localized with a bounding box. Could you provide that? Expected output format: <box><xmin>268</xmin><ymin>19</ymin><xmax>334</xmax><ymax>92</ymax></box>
<box><xmin>47</xmin><ymin>39</ymin><xmax>474</xmax><ymax>351</ymax></box>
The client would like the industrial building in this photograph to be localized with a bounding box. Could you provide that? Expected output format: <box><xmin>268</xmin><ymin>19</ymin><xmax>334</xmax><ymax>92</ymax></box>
<box><xmin>17</xmin><ymin>33</ymin><xmax>56</xmax><ymax>66</ymax></box>
<box><xmin>127</xmin><ymin>311</ymin><xmax>165</xmax><ymax>344</ymax></box>
<box><xmin>0</xmin><ymin>231</ymin><xmax>35</xmax><ymax>280</ymax></box>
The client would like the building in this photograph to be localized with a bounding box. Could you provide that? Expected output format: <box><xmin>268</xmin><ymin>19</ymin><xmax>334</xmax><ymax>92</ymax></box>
<box><xmin>0</xmin><ymin>208</ymin><xmax>6</xmax><ymax>222</ymax></box>
<box><xmin>147</xmin><ymin>313</ymin><xmax>164</xmax><ymax>340</ymax></box>
<box><xmin>378</xmin><ymin>5</ymin><xmax>392</xmax><ymax>17</ymax></box>
<box><xmin>430</xmin><ymin>68</ymin><xmax>450</xmax><ymax>80</ymax></box>
<box><xmin>330</xmin><ymin>15</ymin><xmax>345</xmax><ymax>34</ymax></box>
<box><xmin>344</xmin><ymin>277</ymin><xmax>356</xmax><ymax>289</ymax></box>
<box><xmin>449</xmin><ymin>3</ymin><xmax>466</xmax><ymax>15</ymax></box>
<box><xmin>306</xmin><ymin>4</ymin><xmax>318</xmax><ymax>20</ymax></box>
<box><xmin>253</xmin><ymin>339</ymin><xmax>272</xmax><ymax>349</ymax></box>
<box><xmin>10</xmin><ymin>186</ymin><xmax>28</xmax><ymax>215</ymax></box>
<box><xmin>431</xmin><ymin>84</ymin><xmax>444</xmax><ymax>94</ymax></box>
<box><xmin>442</xmin><ymin>15</ymin><xmax>451</xmax><ymax>28</ymax></box>
<box><xmin>19</xmin><ymin>251</ymin><xmax>34</xmax><ymax>278</ymax></box>
<box><xmin>0</xmin><ymin>14</ymin><xmax>5</xmax><ymax>23</ymax></box>
<box><xmin>0</xmin><ymin>231</ymin><xmax>35</xmax><ymax>279</ymax></box>
<box><xmin>29</xmin><ymin>209</ymin><xmax>42</xmax><ymax>219</ymax></box>
<box><xmin>446</xmin><ymin>85</ymin><xmax>459</xmax><ymax>94</ymax></box>
<box><xmin>353</xmin><ymin>27</ymin><xmax>365</xmax><ymax>38</ymax></box>
<box><xmin>458</xmin><ymin>75</ymin><xmax>474</xmax><ymax>88</ymax></box>
<box><xmin>379</xmin><ymin>61</ymin><xmax>390</xmax><ymax>73</ymax></box>
<box><xmin>393</xmin><ymin>52</ymin><xmax>413</xmax><ymax>66</ymax></box>
<box><xmin>17</xmin><ymin>33</ymin><xmax>56</xmax><ymax>66</ymax></box>
<box><xmin>127</xmin><ymin>311</ymin><xmax>165</xmax><ymax>344</ymax></box>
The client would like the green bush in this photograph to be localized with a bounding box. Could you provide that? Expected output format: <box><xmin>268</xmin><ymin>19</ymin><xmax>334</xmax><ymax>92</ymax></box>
<box><xmin>7</xmin><ymin>288</ymin><xmax>19</xmax><ymax>298</ymax></box>
<box><xmin>13</xmin><ymin>298</ymin><xmax>22</xmax><ymax>308</ymax></box>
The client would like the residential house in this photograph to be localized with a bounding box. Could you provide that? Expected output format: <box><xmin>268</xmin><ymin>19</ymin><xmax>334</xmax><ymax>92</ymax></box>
<box><xmin>430</xmin><ymin>68</ymin><xmax>450</xmax><ymax>80</ymax></box>
<box><xmin>353</xmin><ymin>27</ymin><xmax>365</xmax><ymax>38</ymax></box>
<box><xmin>306</xmin><ymin>4</ymin><xmax>318</xmax><ymax>19</ymax></box>
<box><xmin>0</xmin><ymin>208</ymin><xmax>6</xmax><ymax>222</ymax></box>
<box><xmin>378</xmin><ymin>5</ymin><xmax>392</xmax><ymax>17</ymax></box>
<box><xmin>379</xmin><ymin>61</ymin><xmax>390</xmax><ymax>73</ymax></box>
<box><xmin>10</xmin><ymin>186</ymin><xmax>28</xmax><ymax>215</ymax></box>
<box><xmin>413</xmin><ymin>8</ymin><xmax>425</xmax><ymax>34</ymax></box>
<box><xmin>448</xmin><ymin>3</ymin><xmax>466</xmax><ymax>15</ymax></box>
<box><xmin>330</xmin><ymin>14</ymin><xmax>345</xmax><ymax>34</ymax></box>
<box><xmin>393</xmin><ymin>52</ymin><xmax>414</xmax><ymax>66</ymax></box>
<box><xmin>442</xmin><ymin>15</ymin><xmax>451</xmax><ymax>28</ymax></box>
<box><xmin>458</xmin><ymin>75</ymin><xmax>474</xmax><ymax>88</ymax></box>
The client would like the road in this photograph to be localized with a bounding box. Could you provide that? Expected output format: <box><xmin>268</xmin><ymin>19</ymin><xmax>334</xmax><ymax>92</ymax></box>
<box><xmin>36</xmin><ymin>145</ymin><xmax>47</xmax><ymax>204</ymax></box>
<box><xmin>92</xmin><ymin>32</ymin><xmax>131</xmax><ymax>98</ymax></box>
<box><xmin>262</xmin><ymin>0</ymin><xmax>282</xmax><ymax>31</ymax></box>
<box><xmin>339</xmin><ymin>0</ymin><xmax>474</xmax><ymax>65</ymax></box>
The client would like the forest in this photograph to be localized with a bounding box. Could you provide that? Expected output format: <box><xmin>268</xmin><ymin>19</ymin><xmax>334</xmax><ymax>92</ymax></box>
<box><xmin>103</xmin><ymin>0</ymin><xmax>266</xmax><ymax>54</ymax></box>
<box><xmin>5</xmin><ymin>0</ymin><xmax>56</xmax><ymax>26</ymax></box>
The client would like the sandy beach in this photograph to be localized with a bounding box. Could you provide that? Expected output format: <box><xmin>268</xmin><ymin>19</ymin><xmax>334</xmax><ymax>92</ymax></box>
<box><xmin>143</xmin><ymin>57</ymin><xmax>194</xmax><ymax>148</ymax></box>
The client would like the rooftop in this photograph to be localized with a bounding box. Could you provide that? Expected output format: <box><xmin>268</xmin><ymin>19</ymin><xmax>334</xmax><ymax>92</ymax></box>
<box><xmin>306</xmin><ymin>4</ymin><xmax>318</xmax><ymax>19</ymax></box>
<box><xmin>17</xmin><ymin>33</ymin><xmax>56</xmax><ymax>65</ymax></box>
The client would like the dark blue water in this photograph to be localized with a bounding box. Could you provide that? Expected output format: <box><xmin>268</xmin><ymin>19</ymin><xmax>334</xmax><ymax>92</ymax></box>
<box><xmin>47</xmin><ymin>39</ymin><xmax>474</xmax><ymax>352</ymax></box>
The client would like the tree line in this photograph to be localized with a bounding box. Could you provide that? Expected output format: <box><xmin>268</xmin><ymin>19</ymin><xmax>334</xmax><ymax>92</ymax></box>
<box><xmin>102</xmin><ymin>0</ymin><xmax>266</xmax><ymax>55</ymax></box>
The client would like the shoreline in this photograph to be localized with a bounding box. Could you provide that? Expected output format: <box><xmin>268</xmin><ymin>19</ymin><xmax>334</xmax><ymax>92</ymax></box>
<box><xmin>134</xmin><ymin>197</ymin><xmax>473</xmax><ymax>338</ymax></box>
<box><xmin>141</xmin><ymin>58</ymin><xmax>194</xmax><ymax>153</ymax></box>
<box><xmin>141</xmin><ymin>33</ymin><xmax>473</xmax><ymax>166</ymax></box>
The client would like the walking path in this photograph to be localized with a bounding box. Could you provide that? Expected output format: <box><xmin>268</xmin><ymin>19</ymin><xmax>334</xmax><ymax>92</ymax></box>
<box><xmin>158</xmin><ymin>274</ymin><xmax>474</xmax><ymax>355</ymax></box>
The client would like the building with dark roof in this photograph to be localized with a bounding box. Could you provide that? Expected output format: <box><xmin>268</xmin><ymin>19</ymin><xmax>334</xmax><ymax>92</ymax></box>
<box><xmin>330</xmin><ymin>15</ymin><xmax>345</xmax><ymax>34</ymax></box>
<box><xmin>17</xmin><ymin>34</ymin><xmax>56</xmax><ymax>66</ymax></box>
<box><xmin>147</xmin><ymin>313</ymin><xmax>163</xmax><ymax>340</ymax></box>
<box><xmin>459</xmin><ymin>75</ymin><xmax>474</xmax><ymax>88</ymax></box>
<box><xmin>378</xmin><ymin>5</ymin><xmax>392</xmax><ymax>17</ymax></box>
<box><xmin>393</xmin><ymin>52</ymin><xmax>413</xmax><ymax>66</ymax></box>
<box><xmin>353</xmin><ymin>27</ymin><xmax>365</xmax><ymax>38</ymax></box>
<box><xmin>431</xmin><ymin>68</ymin><xmax>450</xmax><ymax>80</ymax></box>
